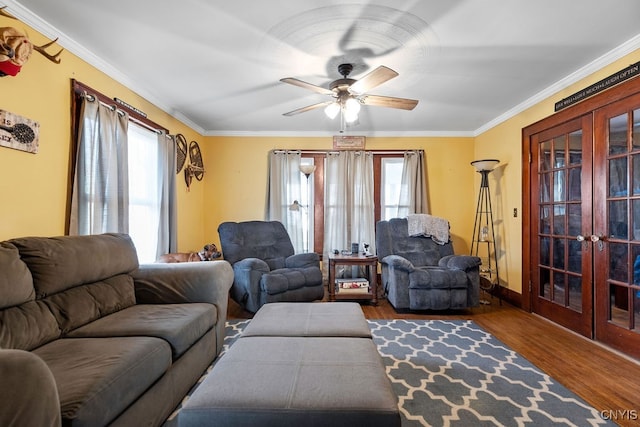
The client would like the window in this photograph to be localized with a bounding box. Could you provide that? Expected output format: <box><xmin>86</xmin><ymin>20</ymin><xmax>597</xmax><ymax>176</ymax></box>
<box><xmin>381</xmin><ymin>157</ymin><xmax>404</xmax><ymax>220</ymax></box>
<box><xmin>127</xmin><ymin>122</ymin><xmax>162</xmax><ymax>262</ymax></box>
<box><xmin>70</xmin><ymin>80</ymin><xmax>175</xmax><ymax>263</ymax></box>
<box><xmin>299</xmin><ymin>152</ymin><xmax>422</xmax><ymax>254</ymax></box>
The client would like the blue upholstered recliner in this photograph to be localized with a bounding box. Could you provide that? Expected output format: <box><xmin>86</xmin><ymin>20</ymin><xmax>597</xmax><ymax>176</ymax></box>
<box><xmin>376</xmin><ymin>218</ymin><xmax>481</xmax><ymax>311</ymax></box>
<box><xmin>218</xmin><ymin>220</ymin><xmax>324</xmax><ymax>313</ymax></box>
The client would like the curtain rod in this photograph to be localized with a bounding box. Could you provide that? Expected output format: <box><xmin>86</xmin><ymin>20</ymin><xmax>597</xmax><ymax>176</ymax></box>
<box><xmin>83</xmin><ymin>93</ymin><xmax>170</xmax><ymax>137</ymax></box>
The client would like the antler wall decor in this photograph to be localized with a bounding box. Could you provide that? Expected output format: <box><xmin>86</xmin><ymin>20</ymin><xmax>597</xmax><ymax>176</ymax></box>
<box><xmin>0</xmin><ymin>6</ymin><xmax>63</xmax><ymax>76</ymax></box>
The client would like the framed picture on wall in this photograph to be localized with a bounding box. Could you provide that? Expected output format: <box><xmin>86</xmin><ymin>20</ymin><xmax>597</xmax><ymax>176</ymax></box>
<box><xmin>0</xmin><ymin>109</ymin><xmax>40</xmax><ymax>154</ymax></box>
<box><xmin>333</xmin><ymin>135</ymin><xmax>365</xmax><ymax>150</ymax></box>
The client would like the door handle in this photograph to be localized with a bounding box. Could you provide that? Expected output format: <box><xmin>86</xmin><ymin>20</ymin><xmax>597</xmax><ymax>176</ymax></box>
<box><xmin>590</xmin><ymin>235</ymin><xmax>605</xmax><ymax>251</ymax></box>
<box><xmin>576</xmin><ymin>234</ymin><xmax>589</xmax><ymax>249</ymax></box>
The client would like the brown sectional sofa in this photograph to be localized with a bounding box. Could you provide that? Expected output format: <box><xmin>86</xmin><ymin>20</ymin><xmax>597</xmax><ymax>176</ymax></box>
<box><xmin>0</xmin><ymin>233</ymin><xmax>233</xmax><ymax>427</ymax></box>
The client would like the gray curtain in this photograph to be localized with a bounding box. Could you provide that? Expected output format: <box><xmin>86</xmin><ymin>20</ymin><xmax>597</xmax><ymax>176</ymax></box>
<box><xmin>397</xmin><ymin>150</ymin><xmax>428</xmax><ymax>217</ymax></box>
<box><xmin>156</xmin><ymin>131</ymin><xmax>177</xmax><ymax>257</ymax></box>
<box><xmin>323</xmin><ymin>151</ymin><xmax>376</xmax><ymax>258</ymax></box>
<box><xmin>69</xmin><ymin>95</ymin><xmax>129</xmax><ymax>235</ymax></box>
<box><xmin>265</xmin><ymin>150</ymin><xmax>303</xmax><ymax>252</ymax></box>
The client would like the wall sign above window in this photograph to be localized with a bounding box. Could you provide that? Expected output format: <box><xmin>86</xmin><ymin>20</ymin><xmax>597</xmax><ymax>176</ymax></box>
<box><xmin>555</xmin><ymin>61</ymin><xmax>640</xmax><ymax>111</ymax></box>
<box><xmin>333</xmin><ymin>135</ymin><xmax>365</xmax><ymax>150</ymax></box>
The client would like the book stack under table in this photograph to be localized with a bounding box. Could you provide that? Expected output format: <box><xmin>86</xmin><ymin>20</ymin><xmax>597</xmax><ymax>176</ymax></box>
<box><xmin>335</xmin><ymin>278</ymin><xmax>370</xmax><ymax>294</ymax></box>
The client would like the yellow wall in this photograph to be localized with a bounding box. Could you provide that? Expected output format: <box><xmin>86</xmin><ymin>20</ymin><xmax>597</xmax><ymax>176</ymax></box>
<box><xmin>203</xmin><ymin>136</ymin><xmax>477</xmax><ymax>253</ymax></box>
<box><xmin>0</xmin><ymin>16</ymin><xmax>205</xmax><ymax>251</ymax></box>
<box><xmin>476</xmin><ymin>48</ymin><xmax>640</xmax><ymax>296</ymax></box>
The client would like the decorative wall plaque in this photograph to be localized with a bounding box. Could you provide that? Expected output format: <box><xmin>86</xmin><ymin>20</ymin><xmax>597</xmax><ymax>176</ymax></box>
<box><xmin>333</xmin><ymin>135</ymin><xmax>365</xmax><ymax>150</ymax></box>
<box><xmin>0</xmin><ymin>109</ymin><xmax>39</xmax><ymax>153</ymax></box>
<box><xmin>555</xmin><ymin>61</ymin><xmax>640</xmax><ymax>111</ymax></box>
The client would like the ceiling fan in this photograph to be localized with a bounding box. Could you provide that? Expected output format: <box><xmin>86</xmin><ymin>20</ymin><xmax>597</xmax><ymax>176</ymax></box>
<box><xmin>280</xmin><ymin>63</ymin><xmax>418</xmax><ymax>129</ymax></box>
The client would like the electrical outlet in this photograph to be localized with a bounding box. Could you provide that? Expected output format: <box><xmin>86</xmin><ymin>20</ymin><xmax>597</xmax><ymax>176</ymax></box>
<box><xmin>513</xmin><ymin>208</ymin><xmax>518</xmax><ymax>218</ymax></box>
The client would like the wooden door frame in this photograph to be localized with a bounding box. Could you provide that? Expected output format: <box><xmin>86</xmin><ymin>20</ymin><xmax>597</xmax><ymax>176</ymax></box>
<box><xmin>522</xmin><ymin>75</ymin><xmax>640</xmax><ymax>313</ymax></box>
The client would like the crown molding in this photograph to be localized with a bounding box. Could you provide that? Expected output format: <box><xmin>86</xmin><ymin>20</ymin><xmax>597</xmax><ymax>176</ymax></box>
<box><xmin>475</xmin><ymin>33</ymin><xmax>640</xmax><ymax>136</ymax></box>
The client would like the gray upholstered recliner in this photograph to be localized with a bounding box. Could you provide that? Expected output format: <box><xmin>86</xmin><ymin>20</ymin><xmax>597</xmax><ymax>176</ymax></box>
<box><xmin>218</xmin><ymin>220</ymin><xmax>324</xmax><ymax>313</ymax></box>
<box><xmin>376</xmin><ymin>218</ymin><xmax>481</xmax><ymax>311</ymax></box>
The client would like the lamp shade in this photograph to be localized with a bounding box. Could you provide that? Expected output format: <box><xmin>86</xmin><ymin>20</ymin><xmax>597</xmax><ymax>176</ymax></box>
<box><xmin>299</xmin><ymin>164</ymin><xmax>316</xmax><ymax>176</ymax></box>
<box><xmin>289</xmin><ymin>200</ymin><xmax>301</xmax><ymax>211</ymax></box>
<box><xmin>324</xmin><ymin>102</ymin><xmax>340</xmax><ymax>119</ymax></box>
<box><xmin>471</xmin><ymin>159</ymin><xmax>499</xmax><ymax>172</ymax></box>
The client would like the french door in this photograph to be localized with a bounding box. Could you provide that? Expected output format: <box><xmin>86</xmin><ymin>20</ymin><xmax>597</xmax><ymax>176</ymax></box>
<box><xmin>530</xmin><ymin>115</ymin><xmax>594</xmax><ymax>338</ymax></box>
<box><xmin>593</xmin><ymin>93</ymin><xmax>640</xmax><ymax>357</ymax></box>
<box><xmin>527</xmin><ymin>88</ymin><xmax>640</xmax><ymax>359</ymax></box>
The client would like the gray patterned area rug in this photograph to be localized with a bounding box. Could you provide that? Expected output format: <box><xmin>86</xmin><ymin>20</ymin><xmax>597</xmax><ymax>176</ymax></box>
<box><xmin>368</xmin><ymin>319</ymin><xmax>613</xmax><ymax>427</ymax></box>
<box><xmin>166</xmin><ymin>319</ymin><xmax>613</xmax><ymax>427</ymax></box>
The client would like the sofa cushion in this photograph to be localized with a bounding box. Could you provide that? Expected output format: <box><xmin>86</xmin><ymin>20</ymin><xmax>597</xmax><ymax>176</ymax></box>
<box><xmin>0</xmin><ymin>300</ymin><xmax>60</xmax><ymax>350</ymax></box>
<box><xmin>261</xmin><ymin>267</ymin><xmax>322</xmax><ymax>295</ymax></box>
<box><xmin>218</xmin><ymin>221</ymin><xmax>295</xmax><ymax>266</ymax></box>
<box><xmin>8</xmin><ymin>233</ymin><xmax>139</xmax><ymax>298</ymax></box>
<box><xmin>44</xmin><ymin>274</ymin><xmax>136</xmax><ymax>334</ymax></box>
<box><xmin>0</xmin><ymin>242</ymin><xmax>35</xmax><ymax>309</ymax></box>
<box><xmin>67</xmin><ymin>303</ymin><xmax>216</xmax><ymax>358</ymax></box>
<box><xmin>34</xmin><ymin>337</ymin><xmax>171</xmax><ymax>427</ymax></box>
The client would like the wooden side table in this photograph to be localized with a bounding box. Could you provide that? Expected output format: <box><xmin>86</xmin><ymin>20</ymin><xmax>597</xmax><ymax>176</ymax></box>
<box><xmin>327</xmin><ymin>253</ymin><xmax>378</xmax><ymax>304</ymax></box>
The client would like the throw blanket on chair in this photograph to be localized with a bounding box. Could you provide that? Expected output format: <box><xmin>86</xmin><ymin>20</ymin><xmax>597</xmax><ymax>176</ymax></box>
<box><xmin>407</xmin><ymin>214</ymin><xmax>450</xmax><ymax>245</ymax></box>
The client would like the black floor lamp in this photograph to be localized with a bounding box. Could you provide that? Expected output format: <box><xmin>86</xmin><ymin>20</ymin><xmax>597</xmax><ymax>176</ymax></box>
<box><xmin>470</xmin><ymin>159</ymin><xmax>500</xmax><ymax>304</ymax></box>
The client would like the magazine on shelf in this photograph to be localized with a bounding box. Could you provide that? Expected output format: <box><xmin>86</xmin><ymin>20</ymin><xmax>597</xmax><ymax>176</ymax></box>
<box><xmin>335</xmin><ymin>278</ymin><xmax>370</xmax><ymax>294</ymax></box>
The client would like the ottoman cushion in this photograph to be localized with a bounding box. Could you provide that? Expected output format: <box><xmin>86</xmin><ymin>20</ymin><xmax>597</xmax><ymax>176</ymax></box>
<box><xmin>242</xmin><ymin>302</ymin><xmax>372</xmax><ymax>338</ymax></box>
<box><xmin>178</xmin><ymin>336</ymin><xmax>399</xmax><ymax>427</ymax></box>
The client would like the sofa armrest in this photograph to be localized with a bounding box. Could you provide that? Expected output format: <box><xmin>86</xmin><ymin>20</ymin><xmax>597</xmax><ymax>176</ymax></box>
<box><xmin>285</xmin><ymin>252</ymin><xmax>320</xmax><ymax>269</ymax></box>
<box><xmin>0</xmin><ymin>349</ymin><xmax>61</xmax><ymax>427</ymax></box>
<box><xmin>439</xmin><ymin>255</ymin><xmax>481</xmax><ymax>271</ymax></box>
<box><xmin>132</xmin><ymin>260</ymin><xmax>233</xmax><ymax>306</ymax></box>
<box><xmin>380</xmin><ymin>254</ymin><xmax>415</xmax><ymax>272</ymax></box>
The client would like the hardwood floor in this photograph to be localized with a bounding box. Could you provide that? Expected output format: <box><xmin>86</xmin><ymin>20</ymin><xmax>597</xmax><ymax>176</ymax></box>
<box><xmin>227</xmin><ymin>293</ymin><xmax>640</xmax><ymax>426</ymax></box>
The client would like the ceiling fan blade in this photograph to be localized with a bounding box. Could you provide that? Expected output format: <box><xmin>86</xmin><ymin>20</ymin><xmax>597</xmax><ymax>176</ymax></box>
<box><xmin>283</xmin><ymin>100</ymin><xmax>333</xmax><ymax>116</ymax></box>
<box><xmin>349</xmin><ymin>66</ymin><xmax>398</xmax><ymax>94</ymax></box>
<box><xmin>361</xmin><ymin>94</ymin><xmax>419</xmax><ymax>110</ymax></box>
<box><xmin>280</xmin><ymin>78</ymin><xmax>334</xmax><ymax>96</ymax></box>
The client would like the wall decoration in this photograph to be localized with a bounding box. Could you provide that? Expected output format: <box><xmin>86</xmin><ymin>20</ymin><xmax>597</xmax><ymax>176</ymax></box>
<box><xmin>0</xmin><ymin>109</ymin><xmax>39</xmax><ymax>153</ymax></box>
<box><xmin>184</xmin><ymin>140</ymin><xmax>205</xmax><ymax>191</ymax></box>
<box><xmin>0</xmin><ymin>6</ymin><xmax>63</xmax><ymax>77</ymax></box>
<box><xmin>174</xmin><ymin>133</ymin><xmax>188</xmax><ymax>174</ymax></box>
<box><xmin>555</xmin><ymin>61</ymin><xmax>640</xmax><ymax>111</ymax></box>
<box><xmin>333</xmin><ymin>135</ymin><xmax>366</xmax><ymax>150</ymax></box>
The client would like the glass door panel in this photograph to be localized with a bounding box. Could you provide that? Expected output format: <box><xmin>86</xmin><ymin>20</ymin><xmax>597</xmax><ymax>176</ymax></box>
<box><xmin>531</xmin><ymin>116</ymin><xmax>593</xmax><ymax>336</ymax></box>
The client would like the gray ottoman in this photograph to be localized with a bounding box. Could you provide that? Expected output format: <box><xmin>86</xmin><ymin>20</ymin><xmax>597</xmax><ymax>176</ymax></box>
<box><xmin>178</xmin><ymin>336</ymin><xmax>400</xmax><ymax>427</ymax></box>
<box><xmin>242</xmin><ymin>302</ymin><xmax>372</xmax><ymax>338</ymax></box>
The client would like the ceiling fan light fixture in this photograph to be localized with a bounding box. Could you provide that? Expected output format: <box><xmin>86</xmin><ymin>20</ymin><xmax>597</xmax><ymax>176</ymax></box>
<box><xmin>345</xmin><ymin>97</ymin><xmax>361</xmax><ymax>114</ymax></box>
<box><xmin>324</xmin><ymin>102</ymin><xmax>340</xmax><ymax>119</ymax></box>
<box><xmin>344</xmin><ymin>108</ymin><xmax>359</xmax><ymax>123</ymax></box>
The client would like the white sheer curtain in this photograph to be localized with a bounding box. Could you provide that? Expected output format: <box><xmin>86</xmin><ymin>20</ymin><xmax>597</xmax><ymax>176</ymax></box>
<box><xmin>70</xmin><ymin>95</ymin><xmax>129</xmax><ymax>235</ymax></box>
<box><xmin>265</xmin><ymin>150</ymin><xmax>303</xmax><ymax>252</ymax></box>
<box><xmin>323</xmin><ymin>151</ymin><xmax>376</xmax><ymax>257</ymax></box>
<box><xmin>397</xmin><ymin>150</ymin><xmax>429</xmax><ymax>217</ymax></box>
<box><xmin>155</xmin><ymin>131</ymin><xmax>177</xmax><ymax>258</ymax></box>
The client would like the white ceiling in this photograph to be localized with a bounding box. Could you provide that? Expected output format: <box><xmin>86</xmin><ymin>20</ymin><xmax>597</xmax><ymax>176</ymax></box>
<box><xmin>4</xmin><ymin>0</ymin><xmax>640</xmax><ymax>136</ymax></box>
